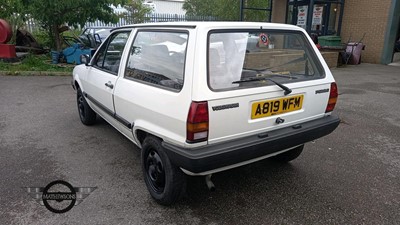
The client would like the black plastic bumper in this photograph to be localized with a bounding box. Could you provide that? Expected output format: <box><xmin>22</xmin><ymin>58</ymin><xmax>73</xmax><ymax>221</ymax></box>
<box><xmin>162</xmin><ymin>115</ymin><xmax>340</xmax><ymax>174</ymax></box>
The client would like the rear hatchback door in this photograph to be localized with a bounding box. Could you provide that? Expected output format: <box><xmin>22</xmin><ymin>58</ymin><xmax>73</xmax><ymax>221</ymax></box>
<box><xmin>205</xmin><ymin>29</ymin><xmax>333</xmax><ymax>144</ymax></box>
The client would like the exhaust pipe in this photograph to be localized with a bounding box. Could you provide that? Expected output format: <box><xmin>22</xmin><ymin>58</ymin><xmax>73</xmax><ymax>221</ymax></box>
<box><xmin>205</xmin><ymin>174</ymin><xmax>215</xmax><ymax>191</ymax></box>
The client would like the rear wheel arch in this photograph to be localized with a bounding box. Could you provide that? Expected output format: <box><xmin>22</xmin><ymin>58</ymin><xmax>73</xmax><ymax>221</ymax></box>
<box><xmin>135</xmin><ymin>129</ymin><xmax>166</xmax><ymax>146</ymax></box>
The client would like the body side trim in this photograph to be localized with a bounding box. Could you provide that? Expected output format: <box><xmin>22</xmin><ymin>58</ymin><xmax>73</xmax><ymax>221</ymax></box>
<box><xmin>83</xmin><ymin>92</ymin><xmax>133</xmax><ymax>129</ymax></box>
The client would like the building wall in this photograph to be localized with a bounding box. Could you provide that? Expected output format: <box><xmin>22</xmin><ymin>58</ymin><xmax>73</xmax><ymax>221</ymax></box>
<box><xmin>271</xmin><ymin>0</ymin><xmax>396</xmax><ymax>64</ymax></box>
<box><xmin>271</xmin><ymin>0</ymin><xmax>287</xmax><ymax>24</ymax></box>
<box><xmin>339</xmin><ymin>0</ymin><xmax>392</xmax><ymax>64</ymax></box>
<box><xmin>146</xmin><ymin>0</ymin><xmax>186</xmax><ymax>15</ymax></box>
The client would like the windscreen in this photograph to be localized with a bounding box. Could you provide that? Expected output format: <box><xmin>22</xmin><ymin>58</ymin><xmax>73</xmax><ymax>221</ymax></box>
<box><xmin>208</xmin><ymin>30</ymin><xmax>325</xmax><ymax>91</ymax></box>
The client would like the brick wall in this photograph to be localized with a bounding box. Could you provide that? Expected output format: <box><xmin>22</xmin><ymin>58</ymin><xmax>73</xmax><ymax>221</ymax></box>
<box><xmin>271</xmin><ymin>0</ymin><xmax>287</xmax><ymax>23</ymax></box>
<box><xmin>270</xmin><ymin>0</ymin><xmax>393</xmax><ymax>64</ymax></box>
<box><xmin>340</xmin><ymin>0</ymin><xmax>391</xmax><ymax>63</ymax></box>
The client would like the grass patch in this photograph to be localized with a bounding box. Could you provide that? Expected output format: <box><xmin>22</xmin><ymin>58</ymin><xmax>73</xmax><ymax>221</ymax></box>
<box><xmin>0</xmin><ymin>54</ymin><xmax>74</xmax><ymax>74</ymax></box>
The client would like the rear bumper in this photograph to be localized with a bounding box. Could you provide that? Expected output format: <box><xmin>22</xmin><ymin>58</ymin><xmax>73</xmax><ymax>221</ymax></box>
<box><xmin>162</xmin><ymin>115</ymin><xmax>340</xmax><ymax>175</ymax></box>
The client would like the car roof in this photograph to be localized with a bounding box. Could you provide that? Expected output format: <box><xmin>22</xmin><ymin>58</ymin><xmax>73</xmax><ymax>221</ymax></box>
<box><xmin>84</xmin><ymin>26</ymin><xmax>114</xmax><ymax>30</ymax></box>
<box><xmin>113</xmin><ymin>21</ymin><xmax>304</xmax><ymax>32</ymax></box>
<box><xmin>85</xmin><ymin>26</ymin><xmax>114</xmax><ymax>28</ymax></box>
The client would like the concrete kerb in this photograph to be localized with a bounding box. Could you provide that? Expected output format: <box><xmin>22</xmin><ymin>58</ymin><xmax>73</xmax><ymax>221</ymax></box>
<box><xmin>0</xmin><ymin>71</ymin><xmax>71</xmax><ymax>76</ymax></box>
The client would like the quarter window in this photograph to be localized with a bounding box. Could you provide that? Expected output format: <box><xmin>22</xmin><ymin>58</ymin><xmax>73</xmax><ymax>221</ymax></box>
<box><xmin>125</xmin><ymin>31</ymin><xmax>188</xmax><ymax>91</ymax></box>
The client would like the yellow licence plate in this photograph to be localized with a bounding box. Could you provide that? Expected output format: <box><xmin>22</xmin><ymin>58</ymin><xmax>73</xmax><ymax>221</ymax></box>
<box><xmin>251</xmin><ymin>95</ymin><xmax>304</xmax><ymax>119</ymax></box>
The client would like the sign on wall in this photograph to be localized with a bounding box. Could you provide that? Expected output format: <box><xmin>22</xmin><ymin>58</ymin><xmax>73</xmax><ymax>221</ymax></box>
<box><xmin>312</xmin><ymin>5</ymin><xmax>324</xmax><ymax>25</ymax></box>
<box><xmin>297</xmin><ymin>5</ymin><xmax>308</xmax><ymax>28</ymax></box>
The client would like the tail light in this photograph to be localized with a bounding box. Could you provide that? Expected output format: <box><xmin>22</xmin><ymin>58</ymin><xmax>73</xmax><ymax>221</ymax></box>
<box><xmin>187</xmin><ymin>101</ymin><xmax>209</xmax><ymax>143</ymax></box>
<box><xmin>326</xmin><ymin>82</ymin><xmax>338</xmax><ymax>112</ymax></box>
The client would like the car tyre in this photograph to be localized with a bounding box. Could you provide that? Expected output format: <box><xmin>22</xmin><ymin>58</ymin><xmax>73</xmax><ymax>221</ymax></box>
<box><xmin>271</xmin><ymin>145</ymin><xmax>304</xmax><ymax>162</ymax></box>
<box><xmin>141</xmin><ymin>136</ymin><xmax>186</xmax><ymax>205</ymax></box>
<box><xmin>77</xmin><ymin>87</ymin><xmax>96</xmax><ymax>125</ymax></box>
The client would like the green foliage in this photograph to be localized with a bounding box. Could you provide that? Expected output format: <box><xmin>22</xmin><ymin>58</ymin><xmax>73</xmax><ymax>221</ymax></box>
<box><xmin>63</xmin><ymin>29</ymin><xmax>82</xmax><ymax>37</ymax></box>
<box><xmin>124</xmin><ymin>0</ymin><xmax>152</xmax><ymax>24</ymax></box>
<box><xmin>21</xmin><ymin>54</ymin><xmax>47</xmax><ymax>68</ymax></box>
<box><xmin>183</xmin><ymin>0</ymin><xmax>238</xmax><ymax>20</ymax></box>
<box><xmin>0</xmin><ymin>0</ymin><xmax>24</xmax><ymax>19</ymax></box>
<box><xmin>0</xmin><ymin>54</ymin><xmax>73</xmax><ymax>73</ymax></box>
<box><xmin>244</xmin><ymin>0</ymin><xmax>271</xmax><ymax>22</ymax></box>
<box><xmin>32</xmin><ymin>29</ymin><xmax>53</xmax><ymax>49</ymax></box>
<box><xmin>20</xmin><ymin>0</ymin><xmax>127</xmax><ymax>51</ymax></box>
<box><xmin>183</xmin><ymin>0</ymin><xmax>271</xmax><ymax>22</ymax></box>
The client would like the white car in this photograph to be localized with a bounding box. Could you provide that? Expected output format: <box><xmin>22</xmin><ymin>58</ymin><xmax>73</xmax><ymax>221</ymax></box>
<box><xmin>72</xmin><ymin>22</ymin><xmax>340</xmax><ymax>205</ymax></box>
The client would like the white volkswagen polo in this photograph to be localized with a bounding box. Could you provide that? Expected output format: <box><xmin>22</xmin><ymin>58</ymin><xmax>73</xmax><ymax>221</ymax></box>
<box><xmin>72</xmin><ymin>22</ymin><xmax>340</xmax><ymax>205</ymax></box>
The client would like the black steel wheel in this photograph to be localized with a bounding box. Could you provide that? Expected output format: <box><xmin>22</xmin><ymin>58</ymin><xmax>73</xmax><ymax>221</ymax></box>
<box><xmin>145</xmin><ymin>150</ymin><xmax>166</xmax><ymax>194</ymax></box>
<box><xmin>141</xmin><ymin>136</ymin><xmax>186</xmax><ymax>205</ymax></box>
<box><xmin>271</xmin><ymin>145</ymin><xmax>304</xmax><ymax>162</ymax></box>
<box><xmin>77</xmin><ymin>87</ymin><xmax>96</xmax><ymax>125</ymax></box>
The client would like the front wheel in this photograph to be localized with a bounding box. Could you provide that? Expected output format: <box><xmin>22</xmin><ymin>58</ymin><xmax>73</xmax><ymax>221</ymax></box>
<box><xmin>141</xmin><ymin>136</ymin><xmax>186</xmax><ymax>205</ymax></box>
<box><xmin>271</xmin><ymin>145</ymin><xmax>304</xmax><ymax>162</ymax></box>
<box><xmin>77</xmin><ymin>87</ymin><xmax>96</xmax><ymax>125</ymax></box>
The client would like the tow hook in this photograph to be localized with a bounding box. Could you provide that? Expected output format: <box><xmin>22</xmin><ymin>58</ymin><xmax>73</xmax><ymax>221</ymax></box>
<box><xmin>205</xmin><ymin>174</ymin><xmax>215</xmax><ymax>191</ymax></box>
<box><xmin>276</xmin><ymin>117</ymin><xmax>285</xmax><ymax>124</ymax></box>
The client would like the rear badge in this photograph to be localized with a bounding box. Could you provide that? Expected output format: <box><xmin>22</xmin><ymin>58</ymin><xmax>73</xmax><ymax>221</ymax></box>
<box><xmin>315</xmin><ymin>88</ymin><xmax>329</xmax><ymax>94</ymax></box>
<box><xmin>212</xmin><ymin>103</ymin><xmax>239</xmax><ymax>111</ymax></box>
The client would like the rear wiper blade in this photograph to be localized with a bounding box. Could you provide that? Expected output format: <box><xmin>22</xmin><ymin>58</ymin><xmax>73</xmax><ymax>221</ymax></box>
<box><xmin>242</xmin><ymin>67</ymin><xmax>298</xmax><ymax>79</ymax></box>
<box><xmin>242</xmin><ymin>67</ymin><xmax>269</xmax><ymax>72</ymax></box>
<box><xmin>232</xmin><ymin>77</ymin><xmax>292</xmax><ymax>95</ymax></box>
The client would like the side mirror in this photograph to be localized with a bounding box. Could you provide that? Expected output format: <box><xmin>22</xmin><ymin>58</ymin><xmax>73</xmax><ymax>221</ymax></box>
<box><xmin>80</xmin><ymin>54</ymin><xmax>90</xmax><ymax>66</ymax></box>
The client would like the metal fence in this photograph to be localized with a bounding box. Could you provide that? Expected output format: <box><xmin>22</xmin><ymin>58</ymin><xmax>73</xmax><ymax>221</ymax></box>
<box><xmin>146</xmin><ymin>13</ymin><xmax>217</xmax><ymax>22</ymax></box>
<box><xmin>25</xmin><ymin>18</ymin><xmax>40</xmax><ymax>33</ymax></box>
<box><xmin>25</xmin><ymin>13</ymin><xmax>218</xmax><ymax>32</ymax></box>
<box><xmin>85</xmin><ymin>13</ymin><xmax>218</xmax><ymax>28</ymax></box>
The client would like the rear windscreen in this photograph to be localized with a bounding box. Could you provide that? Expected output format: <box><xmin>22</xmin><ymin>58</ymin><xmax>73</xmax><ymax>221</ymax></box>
<box><xmin>208</xmin><ymin>30</ymin><xmax>325</xmax><ymax>91</ymax></box>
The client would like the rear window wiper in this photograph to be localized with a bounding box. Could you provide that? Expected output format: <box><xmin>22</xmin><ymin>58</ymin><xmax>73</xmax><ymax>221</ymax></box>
<box><xmin>242</xmin><ymin>68</ymin><xmax>298</xmax><ymax>79</ymax></box>
<box><xmin>232</xmin><ymin>76</ymin><xmax>292</xmax><ymax>95</ymax></box>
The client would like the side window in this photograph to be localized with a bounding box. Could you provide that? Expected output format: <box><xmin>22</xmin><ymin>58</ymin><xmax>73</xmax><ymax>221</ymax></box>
<box><xmin>92</xmin><ymin>31</ymin><xmax>130</xmax><ymax>74</ymax></box>
<box><xmin>125</xmin><ymin>31</ymin><xmax>188</xmax><ymax>91</ymax></box>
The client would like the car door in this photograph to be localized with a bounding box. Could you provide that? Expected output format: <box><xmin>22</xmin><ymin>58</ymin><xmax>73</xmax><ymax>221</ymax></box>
<box><xmin>83</xmin><ymin>31</ymin><xmax>131</xmax><ymax>116</ymax></box>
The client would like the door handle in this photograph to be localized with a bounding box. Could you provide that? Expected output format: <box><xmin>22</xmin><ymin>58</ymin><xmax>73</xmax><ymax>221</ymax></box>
<box><xmin>105</xmin><ymin>81</ymin><xmax>114</xmax><ymax>89</ymax></box>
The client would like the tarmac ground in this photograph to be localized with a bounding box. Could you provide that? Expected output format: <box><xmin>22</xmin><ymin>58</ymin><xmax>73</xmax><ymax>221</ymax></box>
<box><xmin>0</xmin><ymin>63</ymin><xmax>399</xmax><ymax>225</ymax></box>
